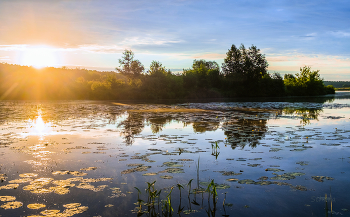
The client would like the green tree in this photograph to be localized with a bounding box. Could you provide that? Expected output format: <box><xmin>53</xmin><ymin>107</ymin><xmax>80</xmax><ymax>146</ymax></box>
<box><xmin>284</xmin><ymin>66</ymin><xmax>330</xmax><ymax>96</ymax></box>
<box><xmin>116</xmin><ymin>50</ymin><xmax>144</xmax><ymax>76</ymax></box>
<box><xmin>148</xmin><ymin>61</ymin><xmax>170</xmax><ymax>77</ymax></box>
<box><xmin>142</xmin><ymin>61</ymin><xmax>175</xmax><ymax>99</ymax></box>
<box><xmin>222</xmin><ymin>44</ymin><xmax>268</xmax><ymax>80</ymax></box>
<box><xmin>222</xmin><ymin>44</ymin><xmax>268</xmax><ymax>96</ymax></box>
<box><xmin>183</xmin><ymin>59</ymin><xmax>221</xmax><ymax>89</ymax></box>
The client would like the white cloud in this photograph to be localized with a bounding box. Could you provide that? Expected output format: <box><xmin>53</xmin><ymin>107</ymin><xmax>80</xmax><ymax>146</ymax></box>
<box><xmin>76</xmin><ymin>45</ymin><xmax>125</xmax><ymax>54</ymax></box>
<box><xmin>329</xmin><ymin>31</ymin><xmax>350</xmax><ymax>37</ymax></box>
<box><xmin>121</xmin><ymin>37</ymin><xmax>183</xmax><ymax>46</ymax></box>
<box><xmin>192</xmin><ymin>53</ymin><xmax>226</xmax><ymax>60</ymax></box>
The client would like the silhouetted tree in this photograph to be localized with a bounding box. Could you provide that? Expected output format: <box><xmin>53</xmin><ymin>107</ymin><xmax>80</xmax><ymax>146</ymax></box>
<box><xmin>183</xmin><ymin>59</ymin><xmax>222</xmax><ymax>96</ymax></box>
<box><xmin>116</xmin><ymin>50</ymin><xmax>144</xmax><ymax>76</ymax></box>
<box><xmin>148</xmin><ymin>61</ymin><xmax>170</xmax><ymax>77</ymax></box>
<box><xmin>222</xmin><ymin>44</ymin><xmax>268</xmax><ymax>80</ymax></box>
<box><xmin>222</xmin><ymin>44</ymin><xmax>268</xmax><ymax>96</ymax></box>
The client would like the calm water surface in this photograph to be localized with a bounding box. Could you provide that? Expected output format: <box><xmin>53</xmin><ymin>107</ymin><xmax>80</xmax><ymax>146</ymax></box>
<box><xmin>1</xmin><ymin>93</ymin><xmax>350</xmax><ymax>217</ymax></box>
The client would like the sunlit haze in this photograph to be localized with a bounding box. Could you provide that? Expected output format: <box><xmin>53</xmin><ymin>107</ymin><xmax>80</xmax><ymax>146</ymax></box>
<box><xmin>18</xmin><ymin>46</ymin><xmax>60</xmax><ymax>68</ymax></box>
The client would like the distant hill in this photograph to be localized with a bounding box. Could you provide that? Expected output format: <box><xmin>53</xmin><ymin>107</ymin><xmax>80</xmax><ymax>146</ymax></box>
<box><xmin>324</xmin><ymin>81</ymin><xmax>350</xmax><ymax>88</ymax></box>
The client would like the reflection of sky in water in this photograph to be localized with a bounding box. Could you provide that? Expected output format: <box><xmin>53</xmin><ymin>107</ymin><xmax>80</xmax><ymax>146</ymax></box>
<box><xmin>1</xmin><ymin>95</ymin><xmax>350</xmax><ymax>217</ymax></box>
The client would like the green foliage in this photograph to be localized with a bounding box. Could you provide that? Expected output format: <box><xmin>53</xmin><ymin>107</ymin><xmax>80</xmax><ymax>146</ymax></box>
<box><xmin>325</xmin><ymin>85</ymin><xmax>335</xmax><ymax>94</ymax></box>
<box><xmin>221</xmin><ymin>44</ymin><xmax>269</xmax><ymax>96</ymax></box>
<box><xmin>258</xmin><ymin>73</ymin><xmax>285</xmax><ymax>96</ymax></box>
<box><xmin>0</xmin><ymin>48</ymin><xmax>334</xmax><ymax>100</ymax></box>
<box><xmin>222</xmin><ymin>44</ymin><xmax>268</xmax><ymax>80</ymax></box>
<box><xmin>182</xmin><ymin>59</ymin><xmax>223</xmax><ymax>98</ymax></box>
<box><xmin>148</xmin><ymin>61</ymin><xmax>169</xmax><ymax>77</ymax></box>
<box><xmin>284</xmin><ymin>66</ymin><xmax>331</xmax><ymax>96</ymax></box>
<box><xmin>116</xmin><ymin>50</ymin><xmax>144</xmax><ymax>76</ymax></box>
<box><xmin>141</xmin><ymin>61</ymin><xmax>184</xmax><ymax>99</ymax></box>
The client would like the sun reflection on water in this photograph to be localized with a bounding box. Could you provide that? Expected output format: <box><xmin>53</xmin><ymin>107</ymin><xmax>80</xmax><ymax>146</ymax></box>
<box><xmin>25</xmin><ymin>109</ymin><xmax>52</xmax><ymax>140</ymax></box>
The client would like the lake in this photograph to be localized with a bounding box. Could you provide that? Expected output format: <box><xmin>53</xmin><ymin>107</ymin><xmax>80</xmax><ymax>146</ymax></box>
<box><xmin>0</xmin><ymin>92</ymin><xmax>350</xmax><ymax>217</ymax></box>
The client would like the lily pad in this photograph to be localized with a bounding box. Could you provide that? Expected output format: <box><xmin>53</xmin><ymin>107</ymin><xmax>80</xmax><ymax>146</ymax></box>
<box><xmin>311</xmin><ymin>176</ymin><xmax>334</xmax><ymax>182</ymax></box>
<box><xmin>0</xmin><ymin>184</ymin><xmax>19</xmax><ymax>190</ymax></box>
<box><xmin>80</xmin><ymin>167</ymin><xmax>97</xmax><ymax>171</ymax></box>
<box><xmin>142</xmin><ymin>173</ymin><xmax>157</xmax><ymax>176</ymax></box>
<box><xmin>226</xmin><ymin>178</ymin><xmax>239</xmax><ymax>182</ymax></box>
<box><xmin>238</xmin><ymin>179</ymin><xmax>256</xmax><ymax>184</ymax></box>
<box><xmin>40</xmin><ymin>210</ymin><xmax>61</xmax><ymax>215</ymax></box>
<box><xmin>271</xmin><ymin>172</ymin><xmax>305</xmax><ymax>180</ymax></box>
<box><xmin>220</xmin><ymin>171</ymin><xmax>242</xmax><ymax>176</ymax></box>
<box><xmin>0</xmin><ymin>196</ymin><xmax>16</xmax><ymax>202</ymax></box>
<box><xmin>19</xmin><ymin>173</ymin><xmax>38</xmax><ymax>178</ymax></box>
<box><xmin>163</xmin><ymin>161</ymin><xmax>183</xmax><ymax>167</ymax></box>
<box><xmin>160</xmin><ymin>175</ymin><xmax>173</xmax><ymax>179</ymax></box>
<box><xmin>63</xmin><ymin>203</ymin><xmax>81</xmax><ymax>209</ymax></box>
<box><xmin>9</xmin><ymin>178</ymin><xmax>32</xmax><ymax>183</ymax></box>
<box><xmin>105</xmin><ymin>204</ymin><xmax>114</xmax><ymax>207</ymax></box>
<box><xmin>0</xmin><ymin>201</ymin><xmax>23</xmax><ymax>209</ymax></box>
<box><xmin>121</xmin><ymin>166</ymin><xmax>151</xmax><ymax>174</ymax></box>
<box><xmin>27</xmin><ymin>203</ymin><xmax>46</xmax><ymax>209</ymax></box>
<box><xmin>159</xmin><ymin>168</ymin><xmax>184</xmax><ymax>173</ymax></box>
<box><xmin>265</xmin><ymin>168</ymin><xmax>284</xmax><ymax>172</ymax></box>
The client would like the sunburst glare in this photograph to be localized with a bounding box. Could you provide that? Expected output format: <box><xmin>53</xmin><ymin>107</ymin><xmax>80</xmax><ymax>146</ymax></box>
<box><xmin>26</xmin><ymin>109</ymin><xmax>52</xmax><ymax>140</ymax></box>
<box><xmin>19</xmin><ymin>45</ymin><xmax>60</xmax><ymax>69</ymax></box>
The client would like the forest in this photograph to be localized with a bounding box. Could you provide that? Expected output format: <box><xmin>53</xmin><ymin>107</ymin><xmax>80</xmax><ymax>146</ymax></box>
<box><xmin>0</xmin><ymin>44</ymin><xmax>335</xmax><ymax>100</ymax></box>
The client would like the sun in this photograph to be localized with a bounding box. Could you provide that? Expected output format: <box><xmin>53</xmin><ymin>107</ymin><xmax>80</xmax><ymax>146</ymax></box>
<box><xmin>20</xmin><ymin>45</ymin><xmax>59</xmax><ymax>69</ymax></box>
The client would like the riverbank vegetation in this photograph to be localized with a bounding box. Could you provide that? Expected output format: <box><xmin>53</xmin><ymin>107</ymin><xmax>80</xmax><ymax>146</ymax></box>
<box><xmin>0</xmin><ymin>44</ymin><xmax>335</xmax><ymax>100</ymax></box>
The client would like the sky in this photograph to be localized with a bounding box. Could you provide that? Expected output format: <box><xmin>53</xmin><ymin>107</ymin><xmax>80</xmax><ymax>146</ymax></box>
<box><xmin>0</xmin><ymin>0</ymin><xmax>349</xmax><ymax>80</ymax></box>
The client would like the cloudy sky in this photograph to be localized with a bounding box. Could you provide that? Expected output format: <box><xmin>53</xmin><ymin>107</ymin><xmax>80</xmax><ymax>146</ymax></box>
<box><xmin>0</xmin><ymin>0</ymin><xmax>349</xmax><ymax>80</ymax></box>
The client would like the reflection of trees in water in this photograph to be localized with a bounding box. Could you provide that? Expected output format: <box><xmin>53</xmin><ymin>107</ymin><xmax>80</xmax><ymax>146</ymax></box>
<box><xmin>117</xmin><ymin>112</ymin><xmax>221</xmax><ymax>144</ymax></box>
<box><xmin>283</xmin><ymin>108</ymin><xmax>322</xmax><ymax>125</ymax></box>
<box><xmin>1</xmin><ymin>101</ymin><xmax>325</xmax><ymax>148</ymax></box>
<box><xmin>118</xmin><ymin>112</ymin><xmax>145</xmax><ymax>145</ymax></box>
<box><xmin>192</xmin><ymin>122</ymin><xmax>220</xmax><ymax>133</ymax></box>
<box><xmin>223</xmin><ymin>117</ymin><xmax>268</xmax><ymax>150</ymax></box>
<box><xmin>148</xmin><ymin>116</ymin><xmax>173</xmax><ymax>134</ymax></box>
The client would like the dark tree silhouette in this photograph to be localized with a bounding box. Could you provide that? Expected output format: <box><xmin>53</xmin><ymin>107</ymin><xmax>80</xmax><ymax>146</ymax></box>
<box><xmin>116</xmin><ymin>50</ymin><xmax>144</xmax><ymax>76</ymax></box>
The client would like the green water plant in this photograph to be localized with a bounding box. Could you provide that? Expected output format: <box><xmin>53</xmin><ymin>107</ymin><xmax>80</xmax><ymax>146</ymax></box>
<box><xmin>176</xmin><ymin>183</ymin><xmax>184</xmax><ymax>199</ymax></box>
<box><xmin>211</xmin><ymin>142</ymin><xmax>220</xmax><ymax>159</ymax></box>
<box><xmin>187</xmin><ymin>179</ymin><xmax>194</xmax><ymax>197</ymax></box>
<box><xmin>134</xmin><ymin>187</ymin><xmax>143</xmax><ymax>213</ymax></box>
<box><xmin>162</xmin><ymin>186</ymin><xmax>174</xmax><ymax>216</ymax></box>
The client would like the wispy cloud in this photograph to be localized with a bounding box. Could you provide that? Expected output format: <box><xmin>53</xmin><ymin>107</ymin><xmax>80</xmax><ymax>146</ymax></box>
<box><xmin>77</xmin><ymin>45</ymin><xmax>125</xmax><ymax>54</ymax></box>
<box><xmin>121</xmin><ymin>37</ymin><xmax>183</xmax><ymax>46</ymax></box>
<box><xmin>329</xmin><ymin>31</ymin><xmax>350</xmax><ymax>37</ymax></box>
<box><xmin>300</xmin><ymin>33</ymin><xmax>317</xmax><ymax>38</ymax></box>
<box><xmin>192</xmin><ymin>53</ymin><xmax>226</xmax><ymax>59</ymax></box>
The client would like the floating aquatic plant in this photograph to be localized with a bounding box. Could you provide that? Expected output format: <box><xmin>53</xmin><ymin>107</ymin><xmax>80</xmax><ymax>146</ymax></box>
<box><xmin>0</xmin><ymin>201</ymin><xmax>23</xmax><ymax>209</ymax></box>
<box><xmin>27</xmin><ymin>203</ymin><xmax>46</xmax><ymax>209</ymax></box>
<box><xmin>0</xmin><ymin>196</ymin><xmax>16</xmax><ymax>202</ymax></box>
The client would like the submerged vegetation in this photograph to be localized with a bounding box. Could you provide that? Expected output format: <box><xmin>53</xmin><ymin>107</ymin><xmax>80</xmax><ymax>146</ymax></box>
<box><xmin>0</xmin><ymin>44</ymin><xmax>335</xmax><ymax>100</ymax></box>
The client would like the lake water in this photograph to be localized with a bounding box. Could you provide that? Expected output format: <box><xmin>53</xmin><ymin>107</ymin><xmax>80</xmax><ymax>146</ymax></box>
<box><xmin>1</xmin><ymin>92</ymin><xmax>350</xmax><ymax>217</ymax></box>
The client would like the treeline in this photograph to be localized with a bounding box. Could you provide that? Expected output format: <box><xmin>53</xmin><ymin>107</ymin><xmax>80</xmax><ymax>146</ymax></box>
<box><xmin>0</xmin><ymin>44</ymin><xmax>335</xmax><ymax>100</ymax></box>
<box><xmin>323</xmin><ymin>81</ymin><xmax>350</xmax><ymax>88</ymax></box>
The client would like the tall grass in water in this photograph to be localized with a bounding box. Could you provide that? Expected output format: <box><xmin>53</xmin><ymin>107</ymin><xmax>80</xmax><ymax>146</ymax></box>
<box><xmin>132</xmin><ymin>157</ymin><xmax>231</xmax><ymax>216</ymax></box>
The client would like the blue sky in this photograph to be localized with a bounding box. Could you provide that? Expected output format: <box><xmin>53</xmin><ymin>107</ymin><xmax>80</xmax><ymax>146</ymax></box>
<box><xmin>0</xmin><ymin>0</ymin><xmax>349</xmax><ymax>80</ymax></box>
